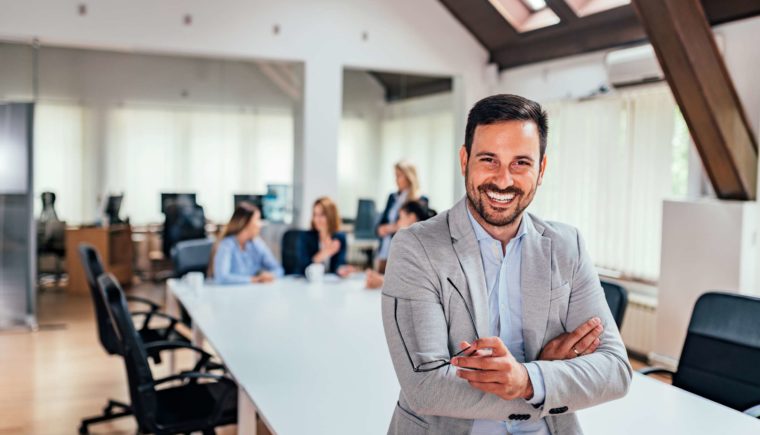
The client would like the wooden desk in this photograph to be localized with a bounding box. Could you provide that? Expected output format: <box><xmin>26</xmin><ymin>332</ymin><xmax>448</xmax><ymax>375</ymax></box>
<box><xmin>65</xmin><ymin>225</ymin><xmax>133</xmax><ymax>294</ymax></box>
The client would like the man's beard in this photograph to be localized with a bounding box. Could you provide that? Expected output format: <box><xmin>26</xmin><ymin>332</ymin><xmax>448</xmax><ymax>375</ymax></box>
<box><xmin>465</xmin><ymin>166</ymin><xmax>536</xmax><ymax>227</ymax></box>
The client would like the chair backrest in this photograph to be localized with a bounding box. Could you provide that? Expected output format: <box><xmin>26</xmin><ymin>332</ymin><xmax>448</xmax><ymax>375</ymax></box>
<box><xmin>98</xmin><ymin>273</ymin><xmax>158</xmax><ymax>431</ymax></box>
<box><xmin>78</xmin><ymin>243</ymin><xmax>121</xmax><ymax>355</ymax></box>
<box><xmin>162</xmin><ymin>202</ymin><xmax>206</xmax><ymax>258</ymax></box>
<box><xmin>674</xmin><ymin>292</ymin><xmax>760</xmax><ymax>412</ymax></box>
<box><xmin>172</xmin><ymin>238</ymin><xmax>214</xmax><ymax>277</ymax></box>
<box><xmin>281</xmin><ymin>229</ymin><xmax>308</xmax><ymax>275</ymax></box>
<box><xmin>601</xmin><ymin>280</ymin><xmax>628</xmax><ymax>329</ymax></box>
<box><xmin>354</xmin><ymin>199</ymin><xmax>377</xmax><ymax>240</ymax></box>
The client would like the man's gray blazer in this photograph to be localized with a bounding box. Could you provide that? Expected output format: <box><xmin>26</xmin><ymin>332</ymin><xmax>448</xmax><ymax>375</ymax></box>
<box><xmin>381</xmin><ymin>197</ymin><xmax>632</xmax><ymax>434</ymax></box>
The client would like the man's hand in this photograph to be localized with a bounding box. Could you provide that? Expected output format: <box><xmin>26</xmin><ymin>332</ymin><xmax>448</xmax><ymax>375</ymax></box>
<box><xmin>377</xmin><ymin>223</ymin><xmax>397</xmax><ymax>238</ymax></box>
<box><xmin>365</xmin><ymin>270</ymin><xmax>384</xmax><ymax>289</ymax></box>
<box><xmin>451</xmin><ymin>337</ymin><xmax>534</xmax><ymax>401</ymax></box>
<box><xmin>539</xmin><ymin>317</ymin><xmax>603</xmax><ymax>361</ymax></box>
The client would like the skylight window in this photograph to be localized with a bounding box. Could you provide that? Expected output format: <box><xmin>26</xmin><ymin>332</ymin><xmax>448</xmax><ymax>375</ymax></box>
<box><xmin>488</xmin><ymin>0</ymin><xmax>560</xmax><ymax>33</ymax></box>
<box><xmin>565</xmin><ymin>0</ymin><xmax>631</xmax><ymax>17</ymax></box>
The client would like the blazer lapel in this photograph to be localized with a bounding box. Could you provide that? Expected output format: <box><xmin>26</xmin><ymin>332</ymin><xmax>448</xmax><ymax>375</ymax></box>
<box><xmin>448</xmin><ymin>199</ymin><xmax>490</xmax><ymax>339</ymax></box>
<box><xmin>520</xmin><ymin>215</ymin><xmax>552</xmax><ymax>362</ymax></box>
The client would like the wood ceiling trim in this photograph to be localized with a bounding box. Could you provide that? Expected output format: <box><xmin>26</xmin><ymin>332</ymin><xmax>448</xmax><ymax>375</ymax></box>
<box><xmin>632</xmin><ymin>0</ymin><xmax>757</xmax><ymax>200</ymax></box>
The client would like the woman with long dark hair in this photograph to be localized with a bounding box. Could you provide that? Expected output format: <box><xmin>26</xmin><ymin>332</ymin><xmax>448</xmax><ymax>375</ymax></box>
<box><xmin>211</xmin><ymin>202</ymin><xmax>283</xmax><ymax>284</ymax></box>
<box><xmin>298</xmin><ymin>196</ymin><xmax>347</xmax><ymax>275</ymax></box>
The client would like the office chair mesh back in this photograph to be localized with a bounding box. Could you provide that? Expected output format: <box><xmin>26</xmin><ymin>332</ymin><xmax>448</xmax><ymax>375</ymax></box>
<box><xmin>281</xmin><ymin>229</ymin><xmax>307</xmax><ymax>275</ymax></box>
<box><xmin>673</xmin><ymin>292</ymin><xmax>760</xmax><ymax>411</ymax></box>
<box><xmin>172</xmin><ymin>238</ymin><xmax>214</xmax><ymax>277</ymax></box>
<box><xmin>79</xmin><ymin>244</ymin><xmax>121</xmax><ymax>355</ymax></box>
<box><xmin>601</xmin><ymin>281</ymin><xmax>628</xmax><ymax>329</ymax></box>
<box><xmin>99</xmin><ymin>274</ymin><xmax>159</xmax><ymax>429</ymax></box>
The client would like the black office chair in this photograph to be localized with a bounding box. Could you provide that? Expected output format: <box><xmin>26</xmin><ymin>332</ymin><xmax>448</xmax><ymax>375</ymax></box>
<box><xmin>641</xmin><ymin>292</ymin><xmax>760</xmax><ymax>417</ymax></box>
<box><xmin>171</xmin><ymin>238</ymin><xmax>214</xmax><ymax>326</ymax></box>
<box><xmin>171</xmin><ymin>238</ymin><xmax>214</xmax><ymax>278</ymax></box>
<box><xmin>37</xmin><ymin>191</ymin><xmax>67</xmax><ymax>290</ymax></box>
<box><xmin>162</xmin><ymin>199</ymin><xmax>206</xmax><ymax>259</ymax></box>
<box><xmin>601</xmin><ymin>280</ymin><xmax>628</xmax><ymax>329</ymax></box>
<box><xmin>281</xmin><ymin>229</ymin><xmax>308</xmax><ymax>275</ymax></box>
<box><xmin>78</xmin><ymin>244</ymin><xmax>196</xmax><ymax>433</ymax></box>
<box><xmin>78</xmin><ymin>243</ymin><xmax>190</xmax><ymax>359</ymax></box>
<box><xmin>100</xmin><ymin>273</ymin><xmax>238</xmax><ymax>434</ymax></box>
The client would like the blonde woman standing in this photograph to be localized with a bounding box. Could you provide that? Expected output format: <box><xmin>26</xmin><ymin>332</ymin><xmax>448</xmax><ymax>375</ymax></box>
<box><xmin>375</xmin><ymin>160</ymin><xmax>427</xmax><ymax>272</ymax></box>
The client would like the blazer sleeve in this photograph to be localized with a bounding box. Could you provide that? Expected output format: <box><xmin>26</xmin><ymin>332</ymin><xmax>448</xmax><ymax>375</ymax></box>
<box><xmin>329</xmin><ymin>232</ymin><xmax>347</xmax><ymax>273</ymax></box>
<box><xmin>381</xmin><ymin>229</ymin><xmax>539</xmax><ymax>420</ymax></box>
<box><xmin>530</xmin><ymin>229</ymin><xmax>632</xmax><ymax>417</ymax></box>
<box><xmin>376</xmin><ymin>193</ymin><xmax>395</xmax><ymax>236</ymax></box>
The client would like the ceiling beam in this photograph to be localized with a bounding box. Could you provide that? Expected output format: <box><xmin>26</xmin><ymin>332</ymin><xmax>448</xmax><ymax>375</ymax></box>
<box><xmin>632</xmin><ymin>0</ymin><xmax>757</xmax><ymax>200</ymax></box>
<box><xmin>491</xmin><ymin>11</ymin><xmax>645</xmax><ymax>68</ymax></box>
<box><xmin>544</xmin><ymin>0</ymin><xmax>579</xmax><ymax>24</ymax></box>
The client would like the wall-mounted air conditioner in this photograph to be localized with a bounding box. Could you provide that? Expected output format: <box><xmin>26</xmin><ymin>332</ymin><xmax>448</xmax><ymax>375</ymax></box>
<box><xmin>605</xmin><ymin>44</ymin><xmax>663</xmax><ymax>88</ymax></box>
<box><xmin>605</xmin><ymin>34</ymin><xmax>724</xmax><ymax>89</ymax></box>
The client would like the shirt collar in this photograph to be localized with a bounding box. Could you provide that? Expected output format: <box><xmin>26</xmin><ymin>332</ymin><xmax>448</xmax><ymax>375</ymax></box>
<box><xmin>466</xmin><ymin>204</ymin><xmax>531</xmax><ymax>243</ymax></box>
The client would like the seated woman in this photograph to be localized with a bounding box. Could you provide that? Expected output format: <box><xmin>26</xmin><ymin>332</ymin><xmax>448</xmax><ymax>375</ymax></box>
<box><xmin>365</xmin><ymin>200</ymin><xmax>436</xmax><ymax>289</ymax></box>
<box><xmin>212</xmin><ymin>202</ymin><xmax>284</xmax><ymax>284</ymax></box>
<box><xmin>298</xmin><ymin>197</ymin><xmax>347</xmax><ymax>275</ymax></box>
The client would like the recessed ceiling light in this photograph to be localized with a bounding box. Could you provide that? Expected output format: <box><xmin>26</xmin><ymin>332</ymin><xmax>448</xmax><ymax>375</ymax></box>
<box><xmin>522</xmin><ymin>0</ymin><xmax>547</xmax><ymax>12</ymax></box>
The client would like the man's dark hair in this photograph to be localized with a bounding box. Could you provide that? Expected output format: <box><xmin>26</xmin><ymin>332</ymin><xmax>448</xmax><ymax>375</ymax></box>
<box><xmin>464</xmin><ymin>94</ymin><xmax>548</xmax><ymax>161</ymax></box>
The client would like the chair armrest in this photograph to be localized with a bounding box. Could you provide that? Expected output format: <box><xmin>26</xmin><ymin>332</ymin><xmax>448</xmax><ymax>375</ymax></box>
<box><xmin>143</xmin><ymin>341</ymin><xmax>213</xmax><ymax>371</ymax></box>
<box><xmin>126</xmin><ymin>295</ymin><xmax>161</xmax><ymax>312</ymax></box>
<box><xmin>130</xmin><ymin>310</ymin><xmax>181</xmax><ymax>334</ymax></box>
<box><xmin>744</xmin><ymin>403</ymin><xmax>760</xmax><ymax>418</ymax></box>
<box><xmin>638</xmin><ymin>367</ymin><xmax>676</xmax><ymax>377</ymax></box>
<box><xmin>154</xmin><ymin>371</ymin><xmax>231</xmax><ymax>386</ymax></box>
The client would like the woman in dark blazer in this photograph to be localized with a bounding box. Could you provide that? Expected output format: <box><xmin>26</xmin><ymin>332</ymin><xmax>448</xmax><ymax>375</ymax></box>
<box><xmin>296</xmin><ymin>196</ymin><xmax>347</xmax><ymax>275</ymax></box>
<box><xmin>375</xmin><ymin>160</ymin><xmax>427</xmax><ymax>272</ymax></box>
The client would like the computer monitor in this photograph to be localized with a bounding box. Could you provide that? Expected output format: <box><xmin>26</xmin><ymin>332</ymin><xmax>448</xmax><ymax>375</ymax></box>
<box><xmin>161</xmin><ymin>193</ymin><xmax>197</xmax><ymax>214</ymax></box>
<box><xmin>104</xmin><ymin>194</ymin><xmax>124</xmax><ymax>224</ymax></box>
<box><xmin>354</xmin><ymin>199</ymin><xmax>377</xmax><ymax>240</ymax></box>
<box><xmin>233</xmin><ymin>194</ymin><xmax>265</xmax><ymax>219</ymax></box>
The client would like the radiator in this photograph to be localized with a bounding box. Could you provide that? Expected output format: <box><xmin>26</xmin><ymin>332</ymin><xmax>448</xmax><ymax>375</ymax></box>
<box><xmin>619</xmin><ymin>294</ymin><xmax>657</xmax><ymax>357</ymax></box>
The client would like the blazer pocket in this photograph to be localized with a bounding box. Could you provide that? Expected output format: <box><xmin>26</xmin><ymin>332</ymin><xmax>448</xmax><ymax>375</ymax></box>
<box><xmin>550</xmin><ymin>282</ymin><xmax>571</xmax><ymax>301</ymax></box>
<box><xmin>395</xmin><ymin>401</ymin><xmax>430</xmax><ymax>432</ymax></box>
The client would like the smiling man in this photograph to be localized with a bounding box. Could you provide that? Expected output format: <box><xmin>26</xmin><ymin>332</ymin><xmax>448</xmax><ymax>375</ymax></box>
<box><xmin>381</xmin><ymin>94</ymin><xmax>632</xmax><ymax>435</ymax></box>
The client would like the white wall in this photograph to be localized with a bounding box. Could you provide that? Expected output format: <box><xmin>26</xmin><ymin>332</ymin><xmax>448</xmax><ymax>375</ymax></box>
<box><xmin>0</xmin><ymin>0</ymin><xmax>491</xmax><ymax>227</ymax></box>
<box><xmin>655</xmin><ymin>200</ymin><xmax>757</xmax><ymax>366</ymax></box>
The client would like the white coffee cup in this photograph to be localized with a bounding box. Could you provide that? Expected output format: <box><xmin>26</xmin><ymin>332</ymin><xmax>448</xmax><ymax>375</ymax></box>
<box><xmin>305</xmin><ymin>263</ymin><xmax>325</xmax><ymax>283</ymax></box>
<box><xmin>185</xmin><ymin>271</ymin><xmax>204</xmax><ymax>294</ymax></box>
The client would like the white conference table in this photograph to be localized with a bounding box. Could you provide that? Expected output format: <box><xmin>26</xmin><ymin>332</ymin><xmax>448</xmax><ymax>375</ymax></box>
<box><xmin>167</xmin><ymin>276</ymin><xmax>760</xmax><ymax>435</ymax></box>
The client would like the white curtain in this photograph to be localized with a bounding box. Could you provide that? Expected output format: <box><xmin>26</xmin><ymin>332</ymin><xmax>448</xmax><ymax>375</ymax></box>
<box><xmin>379</xmin><ymin>110</ymin><xmax>455</xmax><ymax>212</ymax></box>
<box><xmin>338</xmin><ymin>117</ymin><xmax>377</xmax><ymax>218</ymax></box>
<box><xmin>34</xmin><ymin>103</ymin><xmax>89</xmax><ymax>224</ymax></box>
<box><xmin>532</xmin><ymin>85</ymin><xmax>688</xmax><ymax>282</ymax></box>
<box><xmin>105</xmin><ymin>105</ymin><xmax>293</xmax><ymax>224</ymax></box>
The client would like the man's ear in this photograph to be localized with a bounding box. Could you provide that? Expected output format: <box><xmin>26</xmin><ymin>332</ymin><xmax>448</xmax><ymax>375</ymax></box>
<box><xmin>459</xmin><ymin>145</ymin><xmax>468</xmax><ymax>177</ymax></box>
<box><xmin>537</xmin><ymin>154</ymin><xmax>547</xmax><ymax>186</ymax></box>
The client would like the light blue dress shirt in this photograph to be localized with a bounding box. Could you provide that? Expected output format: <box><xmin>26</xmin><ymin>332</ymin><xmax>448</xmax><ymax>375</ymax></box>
<box><xmin>467</xmin><ymin>209</ymin><xmax>550</xmax><ymax>435</ymax></box>
<box><xmin>213</xmin><ymin>236</ymin><xmax>284</xmax><ymax>285</ymax></box>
